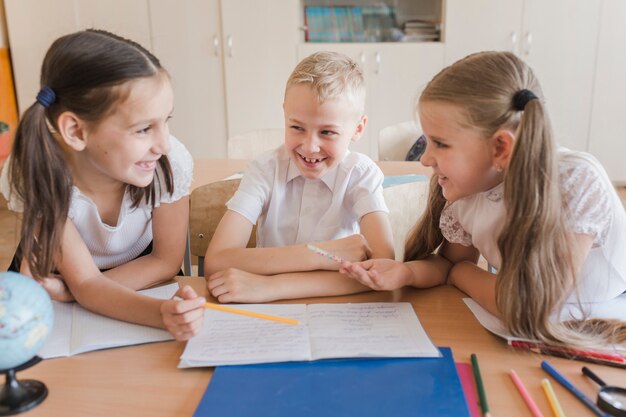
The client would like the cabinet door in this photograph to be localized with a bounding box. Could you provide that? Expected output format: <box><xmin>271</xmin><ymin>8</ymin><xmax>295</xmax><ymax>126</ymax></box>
<box><xmin>4</xmin><ymin>0</ymin><xmax>77</xmax><ymax>113</ymax></box>
<box><xmin>221</xmin><ymin>0</ymin><xmax>300</xmax><ymax>138</ymax></box>
<box><xmin>522</xmin><ymin>0</ymin><xmax>601</xmax><ymax>153</ymax></box>
<box><xmin>366</xmin><ymin>43</ymin><xmax>444</xmax><ymax>159</ymax></box>
<box><xmin>589</xmin><ymin>0</ymin><xmax>626</xmax><ymax>182</ymax></box>
<box><xmin>444</xmin><ymin>0</ymin><xmax>524</xmax><ymax>65</ymax></box>
<box><xmin>150</xmin><ymin>0</ymin><xmax>228</xmax><ymax>158</ymax></box>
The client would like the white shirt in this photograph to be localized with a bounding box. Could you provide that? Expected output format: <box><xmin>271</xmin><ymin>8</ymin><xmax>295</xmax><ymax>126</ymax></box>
<box><xmin>440</xmin><ymin>148</ymin><xmax>626</xmax><ymax>320</ymax></box>
<box><xmin>227</xmin><ymin>145</ymin><xmax>388</xmax><ymax>247</ymax></box>
<box><xmin>1</xmin><ymin>135</ymin><xmax>193</xmax><ymax>270</ymax></box>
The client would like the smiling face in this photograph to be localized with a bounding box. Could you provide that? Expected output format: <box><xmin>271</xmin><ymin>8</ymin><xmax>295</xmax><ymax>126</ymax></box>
<box><xmin>418</xmin><ymin>101</ymin><xmax>503</xmax><ymax>202</ymax></box>
<box><xmin>283</xmin><ymin>84</ymin><xmax>366</xmax><ymax>180</ymax></box>
<box><xmin>76</xmin><ymin>74</ymin><xmax>174</xmax><ymax>189</ymax></box>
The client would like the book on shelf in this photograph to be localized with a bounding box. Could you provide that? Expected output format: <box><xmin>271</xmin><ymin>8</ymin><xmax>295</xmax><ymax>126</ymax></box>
<box><xmin>463</xmin><ymin>298</ymin><xmax>626</xmax><ymax>368</ymax></box>
<box><xmin>40</xmin><ymin>283</ymin><xmax>178</xmax><ymax>359</ymax></box>
<box><xmin>179</xmin><ymin>302</ymin><xmax>440</xmax><ymax>368</ymax></box>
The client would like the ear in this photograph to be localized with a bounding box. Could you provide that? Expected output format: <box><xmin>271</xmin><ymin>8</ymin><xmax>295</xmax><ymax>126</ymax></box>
<box><xmin>351</xmin><ymin>115</ymin><xmax>368</xmax><ymax>143</ymax></box>
<box><xmin>56</xmin><ymin>111</ymin><xmax>87</xmax><ymax>151</ymax></box>
<box><xmin>491</xmin><ymin>129</ymin><xmax>515</xmax><ymax>169</ymax></box>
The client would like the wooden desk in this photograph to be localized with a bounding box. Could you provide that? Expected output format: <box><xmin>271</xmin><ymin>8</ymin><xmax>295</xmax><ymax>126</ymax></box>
<box><xmin>20</xmin><ymin>280</ymin><xmax>625</xmax><ymax>417</ymax></box>
<box><xmin>19</xmin><ymin>160</ymin><xmax>625</xmax><ymax>417</ymax></box>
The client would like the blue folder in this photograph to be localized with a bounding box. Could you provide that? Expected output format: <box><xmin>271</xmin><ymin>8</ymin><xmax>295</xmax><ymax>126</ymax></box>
<box><xmin>193</xmin><ymin>347</ymin><xmax>470</xmax><ymax>417</ymax></box>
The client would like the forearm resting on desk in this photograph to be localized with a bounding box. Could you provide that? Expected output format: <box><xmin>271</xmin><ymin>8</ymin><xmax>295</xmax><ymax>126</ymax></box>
<box><xmin>448</xmin><ymin>261</ymin><xmax>499</xmax><ymax>317</ymax></box>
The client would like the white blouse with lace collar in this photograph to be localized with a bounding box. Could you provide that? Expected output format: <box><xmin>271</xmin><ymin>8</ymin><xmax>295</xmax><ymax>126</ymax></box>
<box><xmin>440</xmin><ymin>148</ymin><xmax>626</xmax><ymax>318</ymax></box>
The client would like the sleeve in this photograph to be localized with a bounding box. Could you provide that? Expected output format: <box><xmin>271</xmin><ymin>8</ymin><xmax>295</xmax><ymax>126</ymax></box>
<box><xmin>560</xmin><ymin>156</ymin><xmax>612</xmax><ymax>246</ymax></box>
<box><xmin>158</xmin><ymin>135</ymin><xmax>194</xmax><ymax>205</ymax></box>
<box><xmin>440</xmin><ymin>203</ymin><xmax>473</xmax><ymax>246</ymax></box>
<box><xmin>0</xmin><ymin>156</ymin><xmax>24</xmax><ymax>212</ymax></box>
<box><xmin>226</xmin><ymin>156</ymin><xmax>273</xmax><ymax>224</ymax></box>
<box><xmin>346</xmin><ymin>159</ymin><xmax>389</xmax><ymax>220</ymax></box>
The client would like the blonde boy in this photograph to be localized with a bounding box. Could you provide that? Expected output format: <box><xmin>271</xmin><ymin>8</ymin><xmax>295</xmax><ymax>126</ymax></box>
<box><xmin>204</xmin><ymin>51</ymin><xmax>395</xmax><ymax>302</ymax></box>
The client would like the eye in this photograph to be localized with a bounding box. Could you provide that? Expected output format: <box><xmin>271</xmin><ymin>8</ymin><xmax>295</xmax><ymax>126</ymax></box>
<box><xmin>320</xmin><ymin>130</ymin><xmax>337</xmax><ymax>137</ymax></box>
<box><xmin>290</xmin><ymin>125</ymin><xmax>304</xmax><ymax>132</ymax></box>
<box><xmin>433</xmin><ymin>140</ymin><xmax>447</xmax><ymax>148</ymax></box>
<box><xmin>137</xmin><ymin>125</ymin><xmax>152</xmax><ymax>135</ymax></box>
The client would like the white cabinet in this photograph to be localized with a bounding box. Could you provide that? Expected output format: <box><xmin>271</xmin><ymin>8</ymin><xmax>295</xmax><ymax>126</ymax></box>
<box><xmin>298</xmin><ymin>43</ymin><xmax>444</xmax><ymax>158</ymax></box>
<box><xmin>5</xmin><ymin>0</ymin><xmax>152</xmax><ymax>113</ymax></box>
<box><xmin>589</xmin><ymin>0</ymin><xmax>626</xmax><ymax>183</ymax></box>
<box><xmin>444</xmin><ymin>0</ymin><xmax>601</xmax><ymax>154</ymax></box>
<box><xmin>149</xmin><ymin>0</ymin><xmax>227</xmax><ymax>159</ymax></box>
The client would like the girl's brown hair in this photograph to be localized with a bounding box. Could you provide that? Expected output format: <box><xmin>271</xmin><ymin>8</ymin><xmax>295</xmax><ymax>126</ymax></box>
<box><xmin>8</xmin><ymin>29</ymin><xmax>174</xmax><ymax>280</ymax></box>
<box><xmin>404</xmin><ymin>51</ymin><xmax>625</xmax><ymax>348</ymax></box>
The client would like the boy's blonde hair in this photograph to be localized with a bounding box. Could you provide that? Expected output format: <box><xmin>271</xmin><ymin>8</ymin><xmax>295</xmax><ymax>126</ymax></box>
<box><xmin>404</xmin><ymin>51</ymin><xmax>626</xmax><ymax>349</ymax></box>
<box><xmin>285</xmin><ymin>51</ymin><xmax>366</xmax><ymax>115</ymax></box>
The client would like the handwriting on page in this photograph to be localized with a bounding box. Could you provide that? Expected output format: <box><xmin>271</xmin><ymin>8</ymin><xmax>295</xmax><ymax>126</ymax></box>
<box><xmin>183</xmin><ymin>304</ymin><xmax>311</xmax><ymax>365</ymax></box>
<box><xmin>308</xmin><ymin>303</ymin><xmax>426</xmax><ymax>359</ymax></box>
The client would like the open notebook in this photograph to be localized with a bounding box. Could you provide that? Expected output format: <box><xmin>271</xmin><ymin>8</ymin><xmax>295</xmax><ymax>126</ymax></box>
<box><xmin>179</xmin><ymin>302</ymin><xmax>440</xmax><ymax>368</ymax></box>
<box><xmin>40</xmin><ymin>283</ymin><xmax>178</xmax><ymax>359</ymax></box>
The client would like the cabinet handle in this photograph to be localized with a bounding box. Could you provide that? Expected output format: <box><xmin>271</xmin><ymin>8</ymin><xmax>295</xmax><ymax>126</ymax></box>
<box><xmin>510</xmin><ymin>32</ymin><xmax>517</xmax><ymax>53</ymax></box>
<box><xmin>524</xmin><ymin>32</ymin><xmax>532</xmax><ymax>56</ymax></box>
<box><xmin>359</xmin><ymin>51</ymin><xmax>366</xmax><ymax>66</ymax></box>
<box><xmin>213</xmin><ymin>35</ymin><xmax>220</xmax><ymax>56</ymax></box>
<box><xmin>227</xmin><ymin>35</ymin><xmax>233</xmax><ymax>58</ymax></box>
<box><xmin>374</xmin><ymin>51</ymin><xmax>381</xmax><ymax>74</ymax></box>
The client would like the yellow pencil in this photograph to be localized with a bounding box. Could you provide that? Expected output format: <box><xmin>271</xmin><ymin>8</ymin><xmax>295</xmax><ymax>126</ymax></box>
<box><xmin>204</xmin><ymin>303</ymin><xmax>300</xmax><ymax>325</ymax></box>
<box><xmin>541</xmin><ymin>378</ymin><xmax>566</xmax><ymax>417</ymax></box>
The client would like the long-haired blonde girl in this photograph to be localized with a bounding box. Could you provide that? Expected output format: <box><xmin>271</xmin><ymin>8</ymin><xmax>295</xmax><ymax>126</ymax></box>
<box><xmin>341</xmin><ymin>51</ymin><xmax>626</xmax><ymax>348</ymax></box>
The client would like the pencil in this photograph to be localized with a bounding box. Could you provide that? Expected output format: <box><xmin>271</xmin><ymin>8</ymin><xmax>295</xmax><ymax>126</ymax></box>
<box><xmin>509</xmin><ymin>340</ymin><xmax>626</xmax><ymax>364</ymax></box>
<box><xmin>204</xmin><ymin>303</ymin><xmax>300</xmax><ymax>325</ymax></box>
<box><xmin>470</xmin><ymin>353</ymin><xmax>491</xmax><ymax>417</ymax></box>
<box><xmin>540</xmin><ymin>361</ymin><xmax>609</xmax><ymax>417</ymax></box>
<box><xmin>541</xmin><ymin>378</ymin><xmax>566</xmax><ymax>417</ymax></box>
<box><xmin>509</xmin><ymin>369</ymin><xmax>545</xmax><ymax>417</ymax></box>
<box><xmin>306</xmin><ymin>244</ymin><xmax>346</xmax><ymax>264</ymax></box>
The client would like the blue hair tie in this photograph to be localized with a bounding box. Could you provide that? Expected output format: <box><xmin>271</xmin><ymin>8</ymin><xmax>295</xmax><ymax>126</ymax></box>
<box><xmin>36</xmin><ymin>86</ymin><xmax>56</xmax><ymax>108</ymax></box>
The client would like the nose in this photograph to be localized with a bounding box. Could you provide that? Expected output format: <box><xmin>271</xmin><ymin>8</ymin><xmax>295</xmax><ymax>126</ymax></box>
<box><xmin>420</xmin><ymin>141</ymin><xmax>435</xmax><ymax>168</ymax></box>
<box><xmin>302</xmin><ymin>133</ymin><xmax>321</xmax><ymax>154</ymax></box>
<box><xmin>152</xmin><ymin>125</ymin><xmax>171</xmax><ymax>155</ymax></box>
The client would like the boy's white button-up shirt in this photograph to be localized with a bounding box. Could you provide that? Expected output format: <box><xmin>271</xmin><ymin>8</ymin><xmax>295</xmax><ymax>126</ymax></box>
<box><xmin>227</xmin><ymin>145</ymin><xmax>388</xmax><ymax>248</ymax></box>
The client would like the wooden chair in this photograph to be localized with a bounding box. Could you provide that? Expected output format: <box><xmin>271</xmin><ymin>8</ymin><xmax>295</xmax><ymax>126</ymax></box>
<box><xmin>227</xmin><ymin>128</ymin><xmax>285</xmax><ymax>159</ymax></box>
<box><xmin>378</xmin><ymin>121</ymin><xmax>422</xmax><ymax>161</ymax></box>
<box><xmin>187</xmin><ymin>179</ymin><xmax>256</xmax><ymax>276</ymax></box>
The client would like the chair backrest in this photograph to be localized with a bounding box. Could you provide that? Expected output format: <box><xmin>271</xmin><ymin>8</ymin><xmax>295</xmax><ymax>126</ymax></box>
<box><xmin>382</xmin><ymin>180</ymin><xmax>429</xmax><ymax>260</ymax></box>
<box><xmin>378</xmin><ymin>121</ymin><xmax>422</xmax><ymax>161</ymax></box>
<box><xmin>189</xmin><ymin>179</ymin><xmax>256</xmax><ymax>276</ymax></box>
<box><xmin>227</xmin><ymin>128</ymin><xmax>285</xmax><ymax>159</ymax></box>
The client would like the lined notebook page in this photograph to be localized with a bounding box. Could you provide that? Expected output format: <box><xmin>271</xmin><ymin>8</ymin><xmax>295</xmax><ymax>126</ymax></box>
<box><xmin>308</xmin><ymin>303</ymin><xmax>439</xmax><ymax>359</ymax></box>
<box><xmin>180</xmin><ymin>304</ymin><xmax>310</xmax><ymax>367</ymax></box>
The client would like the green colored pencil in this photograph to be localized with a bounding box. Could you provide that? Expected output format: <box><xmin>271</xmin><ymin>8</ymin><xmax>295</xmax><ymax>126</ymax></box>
<box><xmin>471</xmin><ymin>353</ymin><xmax>491</xmax><ymax>417</ymax></box>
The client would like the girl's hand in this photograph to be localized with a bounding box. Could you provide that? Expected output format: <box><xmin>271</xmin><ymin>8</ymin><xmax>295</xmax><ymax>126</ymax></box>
<box><xmin>40</xmin><ymin>274</ymin><xmax>75</xmax><ymax>302</ymax></box>
<box><xmin>160</xmin><ymin>285</ymin><xmax>206</xmax><ymax>341</ymax></box>
<box><xmin>208</xmin><ymin>268</ymin><xmax>273</xmax><ymax>303</ymax></box>
<box><xmin>340</xmin><ymin>259</ymin><xmax>413</xmax><ymax>291</ymax></box>
<box><xmin>316</xmin><ymin>234</ymin><xmax>372</xmax><ymax>265</ymax></box>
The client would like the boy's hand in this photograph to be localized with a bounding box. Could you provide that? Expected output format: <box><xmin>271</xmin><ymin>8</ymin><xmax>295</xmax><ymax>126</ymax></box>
<box><xmin>208</xmin><ymin>268</ymin><xmax>275</xmax><ymax>303</ymax></box>
<box><xmin>339</xmin><ymin>259</ymin><xmax>412</xmax><ymax>291</ymax></box>
<box><xmin>40</xmin><ymin>274</ymin><xmax>75</xmax><ymax>302</ymax></box>
<box><xmin>161</xmin><ymin>285</ymin><xmax>205</xmax><ymax>341</ymax></box>
<box><xmin>316</xmin><ymin>234</ymin><xmax>372</xmax><ymax>267</ymax></box>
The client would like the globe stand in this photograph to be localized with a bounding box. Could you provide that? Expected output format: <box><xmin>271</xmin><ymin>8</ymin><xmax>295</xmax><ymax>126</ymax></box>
<box><xmin>0</xmin><ymin>357</ymin><xmax>48</xmax><ymax>416</ymax></box>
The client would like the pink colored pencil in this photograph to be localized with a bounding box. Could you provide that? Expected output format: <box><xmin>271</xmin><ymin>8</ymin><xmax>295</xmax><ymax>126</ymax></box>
<box><xmin>509</xmin><ymin>369</ymin><xmax>545</xmax><ymax>417</ymax></box>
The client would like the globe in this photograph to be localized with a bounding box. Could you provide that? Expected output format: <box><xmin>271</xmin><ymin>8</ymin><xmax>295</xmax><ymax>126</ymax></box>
<box><xmin>0</xmin><ymin>271</ymin><xmax>53</xmax><ymax>370</ymax></box>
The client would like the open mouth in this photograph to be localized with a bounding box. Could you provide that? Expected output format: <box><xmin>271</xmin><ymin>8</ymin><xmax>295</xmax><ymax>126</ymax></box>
<box><xmin>136</xmin><ymin>160</ymin><xmax>157</xmax><ymax>171</ymax></box>
<box><xmin>299</xmin><ymin>154</ymin><xmax>326</xmax><ymax>165</ymax></box>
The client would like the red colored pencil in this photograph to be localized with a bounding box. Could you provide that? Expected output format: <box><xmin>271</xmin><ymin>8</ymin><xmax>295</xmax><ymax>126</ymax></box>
<box><xmin>509</xmin><ymin>340</ymin><xmax>626</xmax><ymax>368</ymax></box>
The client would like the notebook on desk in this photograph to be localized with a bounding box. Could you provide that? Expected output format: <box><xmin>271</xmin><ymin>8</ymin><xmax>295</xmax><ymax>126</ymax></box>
<box><xmin>193</xmin><ymin>347</ymin><xmax>471</xmax><ymax>417</ymax></box>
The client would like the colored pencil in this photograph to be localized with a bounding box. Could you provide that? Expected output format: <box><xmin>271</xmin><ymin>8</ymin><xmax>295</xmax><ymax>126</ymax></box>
<box><xmin>470</xmin><ymin>353</ymin><xmax>491</xmax><ymax>417</ymax></box>
<box><xmin>541</xmin><ymin>378</ymin><xmax>566</xmax><ymax>417</ymax></box>
<box><xmin>306</xmin><ymin>244</ymin><xmax>346</xmax><ymax>264</ymax></box>
<box><xmin>541</xmin><ymin>361</ymin><xmax>609</xmax><ymax>417</ymax></box>
<box><xmin>509</xmin><ymin>369</ymin><xmax>544</xmax><ymax>417</ymax></box>
<box><xmin>509</xmin><ymin>340</ymin><xmax>626</xmax><ymax>369</ymax></box>
<box><xmin>204</xmin><ymin>303</ymin><xmax>300</xmax><ymax>325</ymax></box>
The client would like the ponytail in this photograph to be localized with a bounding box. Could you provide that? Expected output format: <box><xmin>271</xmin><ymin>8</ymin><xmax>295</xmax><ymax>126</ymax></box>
<box><xmin>9</xmin><ymin>103</ymin><xmax>72</xmax><ymax>279</ymax></box>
